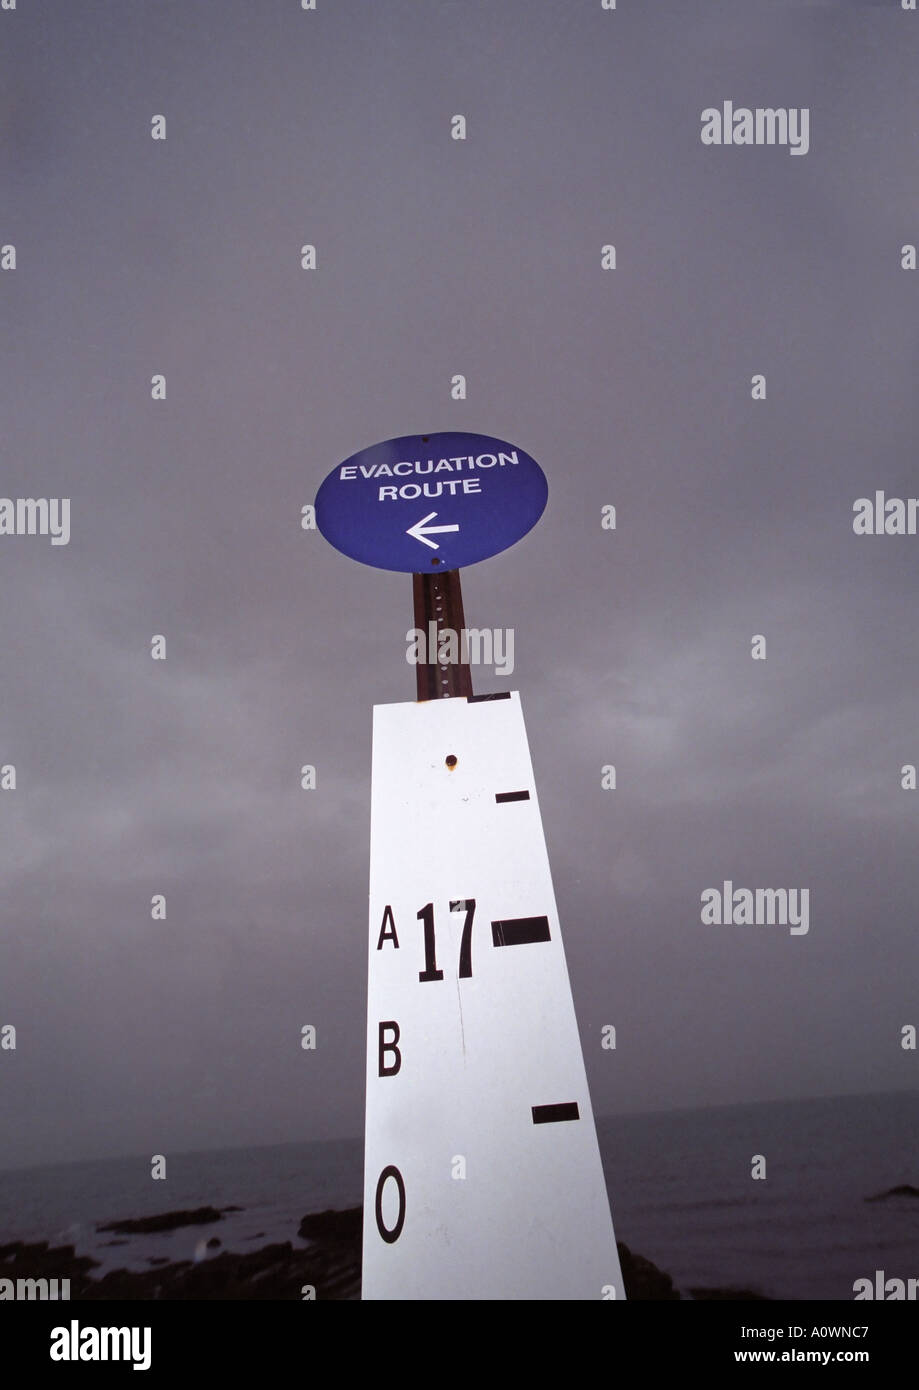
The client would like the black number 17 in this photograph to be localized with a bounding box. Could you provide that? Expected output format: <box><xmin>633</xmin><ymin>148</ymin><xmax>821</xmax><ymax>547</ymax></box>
<box><xmin>417</xmin><ymin>899</ymin><xmax>476</xmax><ymax>983</ymax></box>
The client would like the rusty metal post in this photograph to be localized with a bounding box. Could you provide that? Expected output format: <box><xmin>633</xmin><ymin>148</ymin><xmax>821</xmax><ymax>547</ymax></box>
<box><xmin>412</xmin><ymin>568</ymin><xmax>474</xmax><ymax>700</ymax></box>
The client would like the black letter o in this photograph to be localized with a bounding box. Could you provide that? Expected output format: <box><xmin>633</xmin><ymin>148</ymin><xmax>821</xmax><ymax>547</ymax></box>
<box><xmin>375</xmin><ymin>1165</ymin><xmax>406</xmax><ymax>1244</ymax></box>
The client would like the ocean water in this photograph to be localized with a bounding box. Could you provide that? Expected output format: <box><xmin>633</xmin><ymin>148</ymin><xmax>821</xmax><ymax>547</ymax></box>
<box><xmin>597</xmin><ymin>1090</ymin><xmax>919</xmax><ymax>1300</ymax></box>
<box><xmin>1</xmin><ymin>1090</ymin><xmax>916</xmax><ymax>1299</ymax></box>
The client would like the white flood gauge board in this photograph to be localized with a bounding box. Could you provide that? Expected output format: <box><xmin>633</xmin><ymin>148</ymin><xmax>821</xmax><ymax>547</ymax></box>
<box><xmin>362</xmin><ymin>691</ymin><xmax>624</xmax><ymax>1300</ymax></box>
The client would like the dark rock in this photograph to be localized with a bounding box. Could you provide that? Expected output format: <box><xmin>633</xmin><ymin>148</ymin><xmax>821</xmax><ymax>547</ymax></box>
<box><xmin>0</xmin><ymin>1240</ymin><xmax>99</xmax><ymax>1281</ymax></box>
<box><xmin>865</xmin><ymin>1184</ymin><xmax>919</xmax><ymax>1202</ymax></box>
<box><xmin>206</xmin><ymin>1238</ymin><xmax>221</xmax><ymax>1249</ymax></box>
<box><xmin>1</xmin><ymin>1233</ymin><xmax>358</xmax><ymax>1301</ymax></box>
<box><xmin>99</xmin><ymin>1240</ymin><xmax>129</xmax><ymax>1247</ymax></box>
<box><xmin>0</xmin><ymin>1240</ymin><xmax>50</xmax><ymax>1263</ymax></box>
<box><xmin>6</xmin><ymin>1202</ymin><xmax>679</xmax><ymax>1302</ymax></box>
<box><xmin>78</xmin><ymin>1241</ymin><xmax>359</xmax><ymax>1301</ymax></box>
<box><xmin>147</xmin><ymin>1257</ymin><xmax>170</xmax><ymax>1266</ymax></box>
<box><xmin>96</xmin><ymin>1206</ymin><xmax>225</xmax><ymax>1235</ymax></box>
<box><xmin>298</xmin><ymin>1207</ymin><xmax>363</xmax><ymax>1244</ymax></box>
<box><xmin>616</xmin><ymin>1241</ymin><xmax>680</xmax><ymax>1300</ymax></box>
<box><xmin>689</xmin><ymin>1287</ymin><xmax>771</xmax><ymax>1300</ymax></box>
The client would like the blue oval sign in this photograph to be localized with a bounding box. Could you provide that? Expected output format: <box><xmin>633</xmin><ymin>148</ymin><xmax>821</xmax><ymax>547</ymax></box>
<box><xmin>315</xmin><ymin>431</ymin><xmax>548</xmax><ymax>573</ymax></box>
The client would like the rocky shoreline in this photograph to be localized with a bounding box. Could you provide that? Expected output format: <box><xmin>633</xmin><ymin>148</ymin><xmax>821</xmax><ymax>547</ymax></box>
<box><xmin>0</xmin><ymin>1206</ymin><xmax>769</xmax><ymax>1300</ymax></box>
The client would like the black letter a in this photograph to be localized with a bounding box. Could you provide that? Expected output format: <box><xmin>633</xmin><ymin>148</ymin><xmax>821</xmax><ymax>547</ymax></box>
<box><xmin>376</xmin><ymin>905</ymin><xmax>399</xmax><ymax>950</ymax></box>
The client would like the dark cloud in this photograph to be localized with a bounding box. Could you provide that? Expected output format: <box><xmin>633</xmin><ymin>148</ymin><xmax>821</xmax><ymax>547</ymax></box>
<box><xmin>0</xmin><ymin>0</ymin><xmax>916</xmax><ymax>1168</ymax></box>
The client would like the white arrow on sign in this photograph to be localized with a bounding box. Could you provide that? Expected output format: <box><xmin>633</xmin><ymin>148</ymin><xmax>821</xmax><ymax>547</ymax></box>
<box><xmin>406</xmin><ymin>512</ymin><xmax>460</xmax><ymax>550</ymax></box>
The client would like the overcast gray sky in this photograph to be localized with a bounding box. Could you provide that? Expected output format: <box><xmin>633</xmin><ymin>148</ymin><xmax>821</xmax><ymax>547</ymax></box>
<box><xmin>1</xmin><ymin>0</ymin><xmax>917</xmax><ymax>1170</ymax></box>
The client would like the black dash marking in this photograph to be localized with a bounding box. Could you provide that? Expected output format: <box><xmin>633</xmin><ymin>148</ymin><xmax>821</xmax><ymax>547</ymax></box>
<box><xmin>495</xmin><ymin>790</ymin><xmax>530</xmax><ymax>803</ymax></box>
<box><xmin>491</xmin><ymin>916</ymin><xmax>551</xmax><ymax>947</ymax></box>
<box><xmin>467</xmin><ymin>692</ymin><xmax>511</xmax><ymax>703</ymax></box>
<box><xmin>532</xmin><ymin>1102</ymin><xmax>580</xmax><ymax>1125</ymax></box>
<box><xmin>449</xmin><ymin>899</ymin><xmax>471</xmax><ymax>911</ymax></box>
